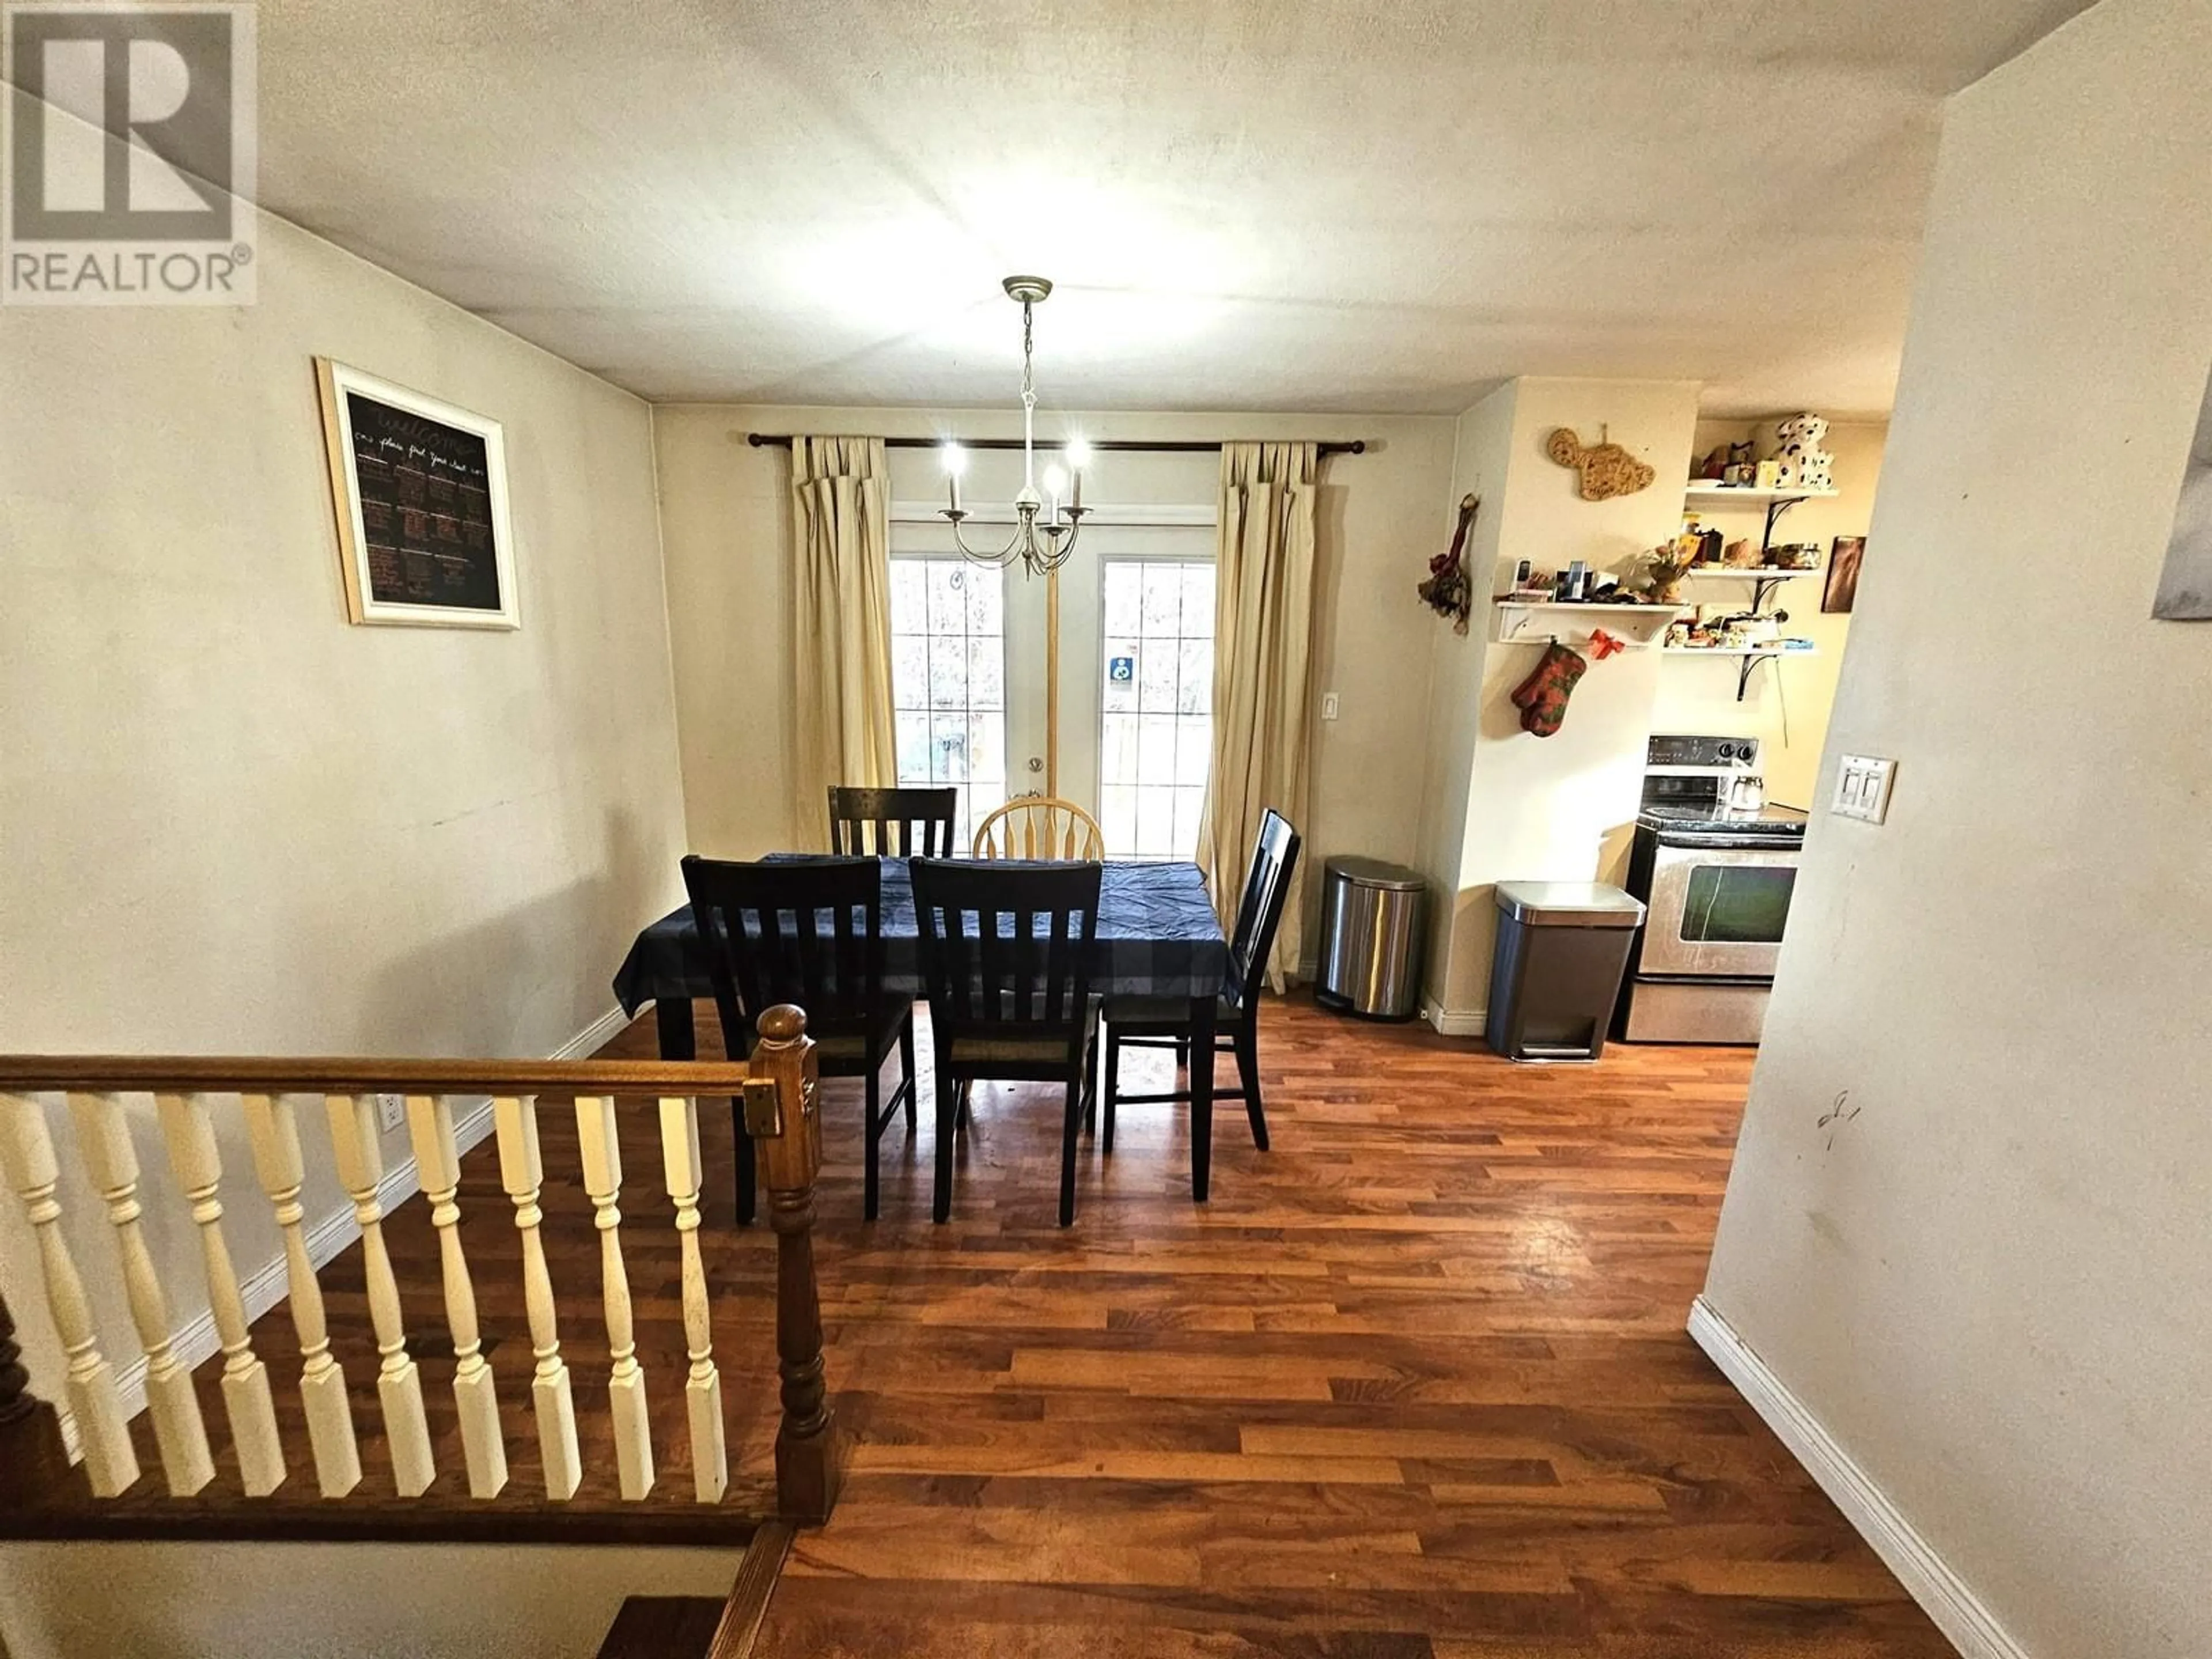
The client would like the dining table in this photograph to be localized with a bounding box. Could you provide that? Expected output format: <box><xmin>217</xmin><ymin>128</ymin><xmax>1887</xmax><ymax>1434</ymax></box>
<box><xmin>612</xmin><ymin>857</ymin><xmax>1233</xmax><ymax>1201</ymax></box>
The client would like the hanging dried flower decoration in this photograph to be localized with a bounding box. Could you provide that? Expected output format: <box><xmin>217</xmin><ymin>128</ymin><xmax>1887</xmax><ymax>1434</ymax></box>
<box><xmin>1420</xmin><ymin>494</ymin><xmax>1479</xmax><ymax>634</ymax></box>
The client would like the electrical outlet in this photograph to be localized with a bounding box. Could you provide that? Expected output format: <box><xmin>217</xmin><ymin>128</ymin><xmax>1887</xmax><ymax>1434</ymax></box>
<box><xmin>1832</xmin><ymin>755</ymin><xmax>1897</xmax><ymax>824</ymax></box>
<box><xmin>1321</xmin><ymin>692</ymin><xmax>1340</xmax><ymax>721</ymax></box>
<box><xmin>375</xmin><ymin>1093</ymin><xmax>407</xmax><ymax>1134</ymax></box>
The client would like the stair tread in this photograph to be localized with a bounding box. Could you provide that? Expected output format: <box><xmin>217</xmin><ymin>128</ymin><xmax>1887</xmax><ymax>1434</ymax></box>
<box><xmin>595</xmin><ymin>1596</ymin><xmax>729</xmax><ymax>1659</ymax></box>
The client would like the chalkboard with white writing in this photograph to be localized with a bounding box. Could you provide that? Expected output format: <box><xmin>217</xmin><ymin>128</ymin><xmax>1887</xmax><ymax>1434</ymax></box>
<box><xmin>317</xmin><ymin>358</ymin><xmax>518</xmax><ymax>629</ymax></box>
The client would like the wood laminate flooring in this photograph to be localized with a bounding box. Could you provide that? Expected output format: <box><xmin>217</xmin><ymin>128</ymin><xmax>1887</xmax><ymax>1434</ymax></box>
<box><xmin>50</xmin><ymin>994</ymin><xmax>1949</xmax><ymax>1655</ymax></box>
<box><xmin>634</xmin><ymin>996</ymin><xmax>1948</xmax><ymax>1658</ymax></box>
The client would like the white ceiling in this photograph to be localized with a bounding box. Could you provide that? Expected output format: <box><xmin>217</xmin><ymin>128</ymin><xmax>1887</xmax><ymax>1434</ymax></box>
<box><xmin>256</xmin><ymin>0</ymin><xmax>2090</xmax><ymax>416</ymax></box>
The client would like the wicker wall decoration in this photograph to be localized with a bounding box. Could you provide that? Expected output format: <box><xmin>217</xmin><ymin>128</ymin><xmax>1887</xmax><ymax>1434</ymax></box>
<box><xmin>1546</xmin><ymin>426</ymin><xmax>1656</xmax><ymax>501</ymax></box>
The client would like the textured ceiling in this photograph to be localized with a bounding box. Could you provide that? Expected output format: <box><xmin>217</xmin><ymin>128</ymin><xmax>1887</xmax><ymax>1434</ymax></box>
<box><xmin>255</xmin><ymin>0</ymin><xmax>2090</xmax><ymax>415</ymax></box>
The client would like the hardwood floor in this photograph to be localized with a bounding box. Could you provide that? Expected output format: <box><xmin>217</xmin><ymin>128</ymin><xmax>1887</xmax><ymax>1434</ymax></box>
<box><xmin>49</xmin><ymin>994</ymin><xmax>1949</xmax><ymax>1654</ymax></box>
<box><xmin>609</xmin><ymin>995</ymin><xmax>1948</xmax><ymax>1657</ymax></box>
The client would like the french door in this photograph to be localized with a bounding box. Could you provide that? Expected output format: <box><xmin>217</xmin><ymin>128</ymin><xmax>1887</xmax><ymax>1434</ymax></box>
<box><xmin>892</xmin><ymin>517</ymin><xmax>1215</xmax><ymax>859</ymax></box>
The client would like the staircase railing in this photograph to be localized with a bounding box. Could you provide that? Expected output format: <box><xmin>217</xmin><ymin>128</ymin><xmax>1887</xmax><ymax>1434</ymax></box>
<box><xmin>0</xmin><ymin>1004</ymin><xmax>839</xmax><ymax>1533</ymax></box>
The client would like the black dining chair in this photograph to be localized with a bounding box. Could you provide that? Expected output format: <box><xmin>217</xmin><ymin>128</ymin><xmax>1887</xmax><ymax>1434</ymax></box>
<box><xmin>909</xmin><ymin>857</ymin><xmax>1103</xmax><ymax>1227</ymax></box>
<box><xmin>1100</xmin><ymin>809</ymin><xmax>1301</xmax><ymax>1155</ymax></box>
<box><xmin>827</xmin><ymin>786</ymin><xmax>960</xmax><ymax>857</ymax></box>
<box><xmin>681</xmin><ymin>855</ymin><xmax>918</xmax><ymax>1222</ymax></box>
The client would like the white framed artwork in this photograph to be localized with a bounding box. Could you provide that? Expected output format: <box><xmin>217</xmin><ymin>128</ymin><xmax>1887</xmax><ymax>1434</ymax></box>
<box><xmin>315</xmin><ymin>358</ymin><xmax>519</xmax><ymax>628</ymax></box>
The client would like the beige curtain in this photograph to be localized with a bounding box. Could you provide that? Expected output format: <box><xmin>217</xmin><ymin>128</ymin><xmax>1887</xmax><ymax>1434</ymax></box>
<box><xmin>790</xmin><ymin>435</ymin><xmax>896</xmax><ymax>849</ymax></box>
<box><xmin>1196</xmin><ymin>441</ymin><xmax>1320</xmax><ymax>989</ymax></box>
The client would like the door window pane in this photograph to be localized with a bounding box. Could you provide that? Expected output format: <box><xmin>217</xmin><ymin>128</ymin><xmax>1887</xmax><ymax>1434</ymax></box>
<box><xmin>1099</xmin><ymin>558</ymin><xmax>1215</xmax><ymax>859</ymax></box>
<box><xmin>889</xmin><ymin>557</ymin><xmax>1006</xmax><ymax>847</ymax></box>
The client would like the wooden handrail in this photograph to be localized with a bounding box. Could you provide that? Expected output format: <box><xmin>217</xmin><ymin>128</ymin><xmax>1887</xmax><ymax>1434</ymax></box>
<box><xmin>0</xmin><ymin>1003</ymin><xmax>844</xmax><ymax>1533</ymax></box>
<box><xmin>0</xmin><ymin>1056</ymin><xmax>759</xmax><ymax>1095</ymax></box>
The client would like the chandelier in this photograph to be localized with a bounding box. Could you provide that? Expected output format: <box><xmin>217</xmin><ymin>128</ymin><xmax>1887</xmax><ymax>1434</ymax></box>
<box><xmin>940</xmin><ymin>275</ymin><xmax>1090</xmax><ymax>574</ymax></box>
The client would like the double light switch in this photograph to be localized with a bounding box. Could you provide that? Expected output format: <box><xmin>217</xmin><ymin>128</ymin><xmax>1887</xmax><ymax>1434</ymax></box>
<box><xmin>1832</xmin><ymin>755</ymin><xmax>1897</xmax><ymax>824</ymax></box>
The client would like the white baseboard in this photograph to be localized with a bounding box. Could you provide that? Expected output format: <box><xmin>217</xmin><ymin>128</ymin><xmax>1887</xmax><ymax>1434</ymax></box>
<box><xmin>1421</xmin><ymin>997</ymin><xmax>1485</xmax><ymax>1037</ymax></box>
<box><xmin>66</xmin><ymin>1006</ymin><xmax>627</xmax><ymax>1451</ymax></box>
<box><xmin>549</xmin><ymin>1003</ymin><xmax>631</xmax><ymax>1061</ymax></box>
<box><xmin>1687</xmin><ymin>1296</ymin><xmax>2028</xmax><ymax>1659</ymax></box>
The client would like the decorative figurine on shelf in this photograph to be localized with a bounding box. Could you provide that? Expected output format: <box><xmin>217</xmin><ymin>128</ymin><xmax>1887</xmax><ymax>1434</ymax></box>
<box><xmin>1419</xmin><ymin>494</ymin><xmax>1479</xmax><ymax>632</ymax></box>
<box><xmin>1692</xmin><ymin>441</ymin><xmax>1759</xmax><ymax>485</ymax></box>
<box><xmin>1769</xmin><ymin>413</ymin><xmax>1835</xmax><ymax>493</ymax></box>
<box><xmin>1547</xmin><ymin>426</ymin><xmax>1656</xmax><ymax>500</ymax></box>
<box><xmin>1724</xmin><ymin>537</ymin><xmax>1761</xmax><ymax>567</ymax></box>
<box><xmin>1510</xmin><ymin>641</ymin><xmax>1588</xmax><ymax>737</ymax></box>
<box><xmin>1637</xmin><ymin>543</ymin><xmax>1696</xmax><ymax>604</ymax></box>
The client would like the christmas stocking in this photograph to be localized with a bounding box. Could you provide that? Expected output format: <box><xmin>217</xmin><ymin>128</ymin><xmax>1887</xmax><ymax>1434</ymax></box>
<box><xmin>1510</xmin><ymin>643</ymin><xmax>1587</xmax><ymax>737</ymax></box>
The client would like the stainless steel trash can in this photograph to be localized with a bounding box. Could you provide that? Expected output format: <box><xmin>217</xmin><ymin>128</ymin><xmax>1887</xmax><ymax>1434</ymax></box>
<box><xmin>1486</xmin><ymin>881</ymin><xmax>1646</xmax><ymax>1062</ymax></box>
<box><xmin>1315</xmin><ymin>857</ymin><xmax>1427</xmax><ymax>1020</ymax></box>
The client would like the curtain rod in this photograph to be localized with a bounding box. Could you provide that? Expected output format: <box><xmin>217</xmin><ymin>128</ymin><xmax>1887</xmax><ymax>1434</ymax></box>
<box><xmin>746</xmin><ymin>433</ymin><xmax>1366</xmax><ymax>457</ymax></box>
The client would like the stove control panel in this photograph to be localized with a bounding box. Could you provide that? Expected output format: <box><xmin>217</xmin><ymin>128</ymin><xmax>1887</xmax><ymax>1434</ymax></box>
<box><xmin>1646</xmin><ymin>734</ymin><xmax>1762</xmax><ymax>771</ymax></box>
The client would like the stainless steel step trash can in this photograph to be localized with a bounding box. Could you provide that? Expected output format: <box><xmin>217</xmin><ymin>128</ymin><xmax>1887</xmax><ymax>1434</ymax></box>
<box><xmin>1486</xmin><ymin>882</ymin><xmax>1646</xmax><ymax>1061</ymax></box>
<box><xmin>1315</xmin><ymin>857</ymin><xmax>1427</xmax><ymax>1020</ymax></box>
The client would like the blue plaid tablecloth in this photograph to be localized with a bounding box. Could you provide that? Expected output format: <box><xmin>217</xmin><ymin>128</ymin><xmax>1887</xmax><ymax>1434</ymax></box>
<box><xmin>613</xmin><ymin>858</ymin><xmax>1229</xmax><ymax>1014</ymax></box>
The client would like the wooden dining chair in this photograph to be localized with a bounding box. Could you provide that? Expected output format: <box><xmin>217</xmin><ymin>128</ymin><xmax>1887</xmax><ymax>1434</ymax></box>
<box><xmin>681</xmin><ymin>855</ymin><xmax>918</xmax><ymax>1222</ymax></box>
<box><xmin>827</xmin><ymin>785</ymin><xmax>960</xmax><ymax>857</ymax></box>
<box><xmin>910</xmin><ymin>857</ymin><xmax>1103</xmax><ymax>1226</ymax></box>
<box><xmin>1100</xmin><ymin>809</ymin><xmax>1301</xmax><ymax>1156</ymax></box>
<box><xmin>971</xmin><ymin>796</ymin><xmax>1105</xmax><ymax>860</ymax></box>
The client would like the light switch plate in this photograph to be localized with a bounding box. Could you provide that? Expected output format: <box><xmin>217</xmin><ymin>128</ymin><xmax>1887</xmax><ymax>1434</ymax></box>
<box><xmin>1321</xmin><ymin>692</ymin><xmax>1340</xmax><ymax>721</ymax></box>
<box><xmin>1832</xmin><ymin>755</ymin><xmax>1897</xmax><ymax>823</ymax></box>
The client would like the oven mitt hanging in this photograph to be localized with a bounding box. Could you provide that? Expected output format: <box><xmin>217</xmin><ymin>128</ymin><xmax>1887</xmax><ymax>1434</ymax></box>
<box><xmin>1509</xmin><ymin>642</ymin><xmax>1587</xmax><ymax>737</ymax></box>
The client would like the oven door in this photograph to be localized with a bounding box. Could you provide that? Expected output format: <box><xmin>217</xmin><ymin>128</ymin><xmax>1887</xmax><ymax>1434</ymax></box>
<box><xmin>1639</xmin><ymin>837</ymin><xmax>1800</xmax><ymax>978</ymax></box>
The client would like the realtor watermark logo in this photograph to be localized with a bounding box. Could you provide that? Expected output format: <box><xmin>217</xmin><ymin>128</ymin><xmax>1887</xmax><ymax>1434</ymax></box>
<box><xmin>3</xmin><ymin>2</ymin><xmax>256</xmax><ymax>304</ymax></box>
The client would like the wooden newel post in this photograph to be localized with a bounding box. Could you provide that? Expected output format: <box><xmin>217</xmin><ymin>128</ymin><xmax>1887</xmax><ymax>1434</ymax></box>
<box><xmin>0</xmin><ymin>1284</ymin><xmax>74</xmax><ymax>1508</ymax></box>
<box><xmin>745</xmin><ymin>1003</ymin><xmax>840</xmax><ymax>1525</ymax></box>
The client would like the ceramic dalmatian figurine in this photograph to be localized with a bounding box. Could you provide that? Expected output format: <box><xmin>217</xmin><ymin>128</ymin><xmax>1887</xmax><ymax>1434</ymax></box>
<box><xmin>1770</xmin><ymin>413</ymin><xmax>1835</xmax><ymax>493</ymax></box>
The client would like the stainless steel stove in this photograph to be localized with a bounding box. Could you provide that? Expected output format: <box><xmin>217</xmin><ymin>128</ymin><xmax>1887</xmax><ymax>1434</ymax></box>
<box><xmin>1615</xmin><ymin>736</ymin><xmax>1806</xmax><ymax>1044</ymax></box>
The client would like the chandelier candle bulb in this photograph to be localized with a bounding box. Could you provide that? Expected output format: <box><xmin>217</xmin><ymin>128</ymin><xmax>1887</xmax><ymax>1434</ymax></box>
<box><xmin>1067</xmin><ymin>438</ymin><xmax>1089</xmax><ymax>509</ymax></box>
<box><xmin>942</xmin><ymin>444</ymin><xmax>965</xmax><ymax>516</ymax></box>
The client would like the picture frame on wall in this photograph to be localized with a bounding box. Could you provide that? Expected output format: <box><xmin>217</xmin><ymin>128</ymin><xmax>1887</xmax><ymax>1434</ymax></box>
<box><xmin>315</xmin><ymin>358</ymin><xmax>518</xmax><ymax>628</ymax></box>
<box><xmin>1823</xmin><ymin>535</ymin><xmax>1865</xmax><ymax>614</ymax></box>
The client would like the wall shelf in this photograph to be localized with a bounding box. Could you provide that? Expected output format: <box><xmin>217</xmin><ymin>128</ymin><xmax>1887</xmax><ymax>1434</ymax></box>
<box><xmin>1681</xmin><ymin>564</ymin><xmax>1821</xmax><ymax>611</ymax></box>
<box><xmin>1681</xmin><ymin>566</ymin><xmax>1819</xmax><ymax>578</ymax></box>
<box><xmin>1493</xmin><ymin>601</ymin><xmax>1683</xmax><ymax>649</ymax></box>
<box><xmin>1683</xmin><ymin>483</ymin><xmax>1839</xmax><ymax>504</ymax></box>
<box><xmin>1664</xmin><ymin>643</ymin><xmax>1820</xmax><ymax>701</ymax></box>
<box><xmin>1683</xmin><ymin>482</ymin><xmax>1837</xmax><ymax>560</ymax></box>
<box><xmin>1661</xmin><ymin>645</ymin><xmax>1821</xmax><ymax>656</ymax></box>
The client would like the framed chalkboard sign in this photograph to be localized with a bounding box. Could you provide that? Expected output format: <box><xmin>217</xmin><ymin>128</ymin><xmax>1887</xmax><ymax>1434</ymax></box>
<box><xmin>315</xmin><ymin>359</ymin><xmax>518</xmax><ymax>628</ymax></box>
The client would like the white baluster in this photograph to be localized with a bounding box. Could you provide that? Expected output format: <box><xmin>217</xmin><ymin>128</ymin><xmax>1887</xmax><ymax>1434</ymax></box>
<box><xmin>0</xmin><ymin>1093</ymin><xmax>139</xmax><ymax>1496</ymax></box>
<box><xmin>659</xmin><ymin>1093</ymin><xmax>726</xmax><ymax>1502</ymax></box>
<box><xmin>325</xmin><ymin>1093</ymin><xmax>434</xmax><ymax>1496</ymax></box>
<box><xmin>156</xmin><ymin>1092</ymin><xmax>285</xmax><ymax>1496</ymax></box>
<box><xmin>575</xmin><ymin>1094</ymin><xmax>653</xmax><ymax>1499</ymax></box>
<box><xmin>67</xmin><ymin>1092</ymin><xmax>213</xmax><ymax>1496</ymax></box>
<box><xmin>405</xmin><ymin>1093</ymin><xmax>506</xmax><ymax>1498</ymax></box>
<box><xmin>493</xmin><ymin>1095</ymin><xmax>580</xmax><ymax>1500</ymax></box>
<box><xmin>240</xmin><ymin>1092</ymin><xmax>361</xmax><ymax>1498</ymax></box>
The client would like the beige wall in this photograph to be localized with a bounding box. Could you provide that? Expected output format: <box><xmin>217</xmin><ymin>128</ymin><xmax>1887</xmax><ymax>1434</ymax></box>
<box><xmin>1700</xmin><ymin>0</ymin><xmax>2212</xmax><ymax>1653</ymax></box>
<box><xmin>0</xmin><ymin>1541</ymin><xmax>737</xmax><ymax>1659</ymax></box>
<box><xmin>0</xmin><ymin>214</ymin><xmax>687</xmax><ymax>1408</ymax></box>
<box><xmin>1652</xmin><ymin>418</ymin><xmax>1887</xmax><ymax>808</ymax></box>
<box><xmin>1414</xmin><ymin>384</ymin><xmax>1517</xmax><ymax>995</ymax></box>
<box><xmin>653</xmin><ymin>404</ymin><xmax>1460</xmax><ymax>944</ymax></box>
<box><xmin>1416</xmin><ymin>378</ymin><xmax>1703</xmax><ymax>1023</ymax></box>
